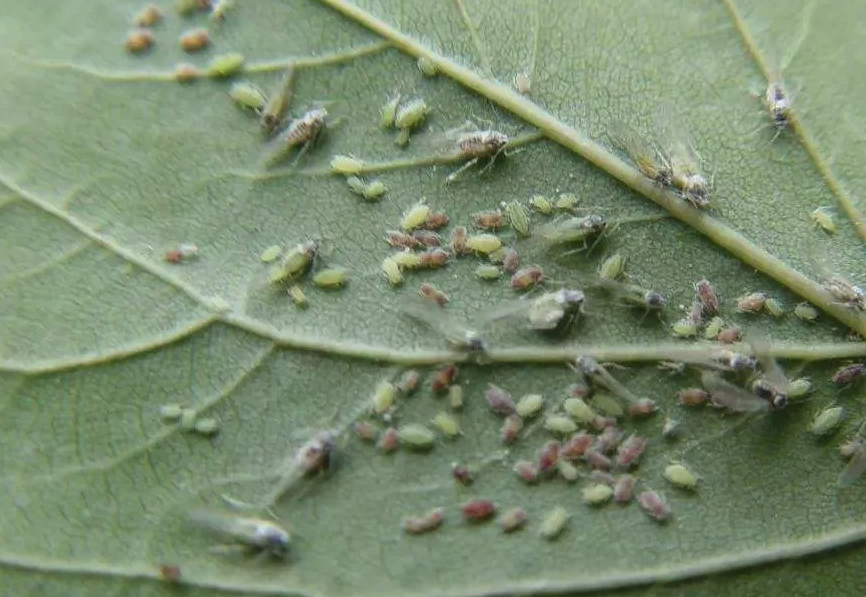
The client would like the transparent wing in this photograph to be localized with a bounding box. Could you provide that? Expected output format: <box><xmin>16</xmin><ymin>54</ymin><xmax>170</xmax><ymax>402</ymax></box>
<box><xmin>481</xmin><ymin>295</ymin><xmax>535</xmax><ymax>323</ymax></box>
<box><xmin>654</xmin><ymin>102</ymin><xmax>699</xmax><ymax>167</ymax></box>
<box><xmin>838</xmin><ymin>445</ymin><xmax>866</xmax><ymax>488</ymax></box>
<box><xmin>188</xmin><ymin>510</ymin><xmax>259</xmax><ymax>541</ymax></box>
<box><xmin>607</xmin><ymin>121</ymin><xmax>658</xmax><ymax>163</ymax></box>
<box><xmin>396</xmin><ymin>296</ymin><xmax>476</xmax><ymax>342</ymax></box>
<box><xmin>700</xmin><ymin>371</ymin><xmax>771</xmax><ymax>413</ymax></box>
<box><xmin>744</xmin><ymin>331</ymin><xmax>789</xmax><ymax>391</ymax></box>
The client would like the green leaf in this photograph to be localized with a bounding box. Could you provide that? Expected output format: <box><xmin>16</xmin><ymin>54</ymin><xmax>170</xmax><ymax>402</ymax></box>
<box><xmin>2</xmin><ymin>0</ymin><xmax>866</xmax><ymax>596</ymax></box>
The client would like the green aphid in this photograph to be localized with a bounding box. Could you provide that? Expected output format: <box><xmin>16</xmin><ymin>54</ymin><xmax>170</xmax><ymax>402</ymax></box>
<box><xmin>465</xmin><ymin>233</ymin><xmax>502</xmax><ymax>255</ymax></box>
<box><xmin>431</xmin><ymin>412</ymin><xmax>461</xmax><ymax>438</ymax></box>
<box><xmin>544</xmin><ymin>414</ymin><xmax>577</xmax><ymax>436</ymax></box>
<box><xmin>260</xmin><ymin>63</ymin><xmax>296</xmax><ymax>135</ymax></box>
<box><xmin>346</xmin><ymin>176</ymin><xmax>367</xmax><ymax>195</ymax></box>
<box><xmin>228</xmin><ymin>81</ymin><xmax>266</xmax><ymax>112</ymax></box>
<box><xmin>794</xmin><ymin>302</ymin><xmax>818</xmax><ymax>322</ymax></box>
<box><xmin>363</xmin><ymin>180</ymin><xmax>387</xmax><ymax>201</ymax></box>
<box><xmin>592</xmin><ymin>391</ymin><xmax>625</xmax><ymax>417</ymax></box>
<box><xmin>398</xmin><ymin>424</ymin><xmax>436</xmax><ymax>450</ymax></box>
<box><xmin>180</xmin><ymin>408</ymin><xmax>198</xmax><ymax>430</ymax></box>
<box><xmin>663</xmin><ymin>463</ymin><xmax>698</xmax><ymax>490</ymax></box>
<box><xmin>582</xmin><ymin>483</ymin><xmax>614</xmax><ymax>506</ymax></box>
<box><xmin>529</xmin><ymin>195</ymin><xmax>554</xmax><ymax>215</ymax></box>
<box><xmin>269</xmin><ymin>240</ymin><xmax>318</xmax><ymax>284</ymax></box>
<box><xmin>810</xmin><ymin>406</ymin><xmax>844</xmax><ymax>437</ymax></box>
<box><xmin>538</xmin><ymin>214</ymin><xmax>607</xmax><ymax>247</ymax></box>
<box><xmin>417</xmin><ymin>56</ymin><xmax>439</xmax><ymax>77</ymax></box>
<box><xmin>555</xmin><ymin>193</ymin><xmax>579</xmax><ymax>212</ymax></box>
<box><xmin>563</xmin><ymin>397</ymin><xmax>597</xmax><ymax>425</ymax></box>
<box><xmin>380</xmin><ymin>94</ymin><xmax>402</xmax><ymax>129</ymax></box>
<box><xmin>764</xmin><ymin>298</ymin><xmax>785</xmax><ymax>317</ymax></box>
<box><xmin>671</xmin><ymin>318</ymin><xmax>698</xmax><ymax>339</ymax></box>
<box><xmin>811</xmin><ymin>207</ymin><xmax>836</xmax><ymax>234</ymax></box>
<box><xmin>538</xmin><ymin>506</ymin><xmax>569</xmax><ymax>540</ymax></box>
<box><xmin>703</xmin><ymin>316</ymin><xmax>725</xmax><ymax>340</ymax></box>
<box><xmin>502</xmin><ymin>200</ymin><xmax>530</xmax><ymax>237</ymax></box>
<box><xmin>259</xmin><ymin>245</ymin><xmax>282</xmax><ymax>263</ymax></box>
<box><xmin>787</xmin><ymin>378</ymin><xmax>814</xmax><ymax>399</ymax></box>
<box><xmin>515</xmin><ymin>394</ymin><xmax>545</xmax><ymax>419</ymax></box>
<box><xmin>599</xmin><ymin>252</ymin><xmax>625</xmax><ymax>281</ymax></box>
<box><xmin>475</xmin><ymin>264</ymin><xmax>502</xmax><ymax>280</ymax></box>
<box><xmin>331</xmin><ymin>155</ymin><xmax>366</xmax><ymax>175</ymax></box>
<box><xmin>394</xmin><ymin>99</ymin><xmax>430</xmax><ymax>146</ymax></box>
<box><xmin>158</xmin><ymin>403</ymin><xmax>184</xmax><ymax>421</ymax></box>
<box><xmin>372</xmin><ymin>380</ymin><xmax>398</xmax><ymax>416</ymax></box>
<box><xmin>194</xmin><ymin>417</ymin><xmax>220</xmax><ymax>436</ymax></box>
<box><xmin>287</xmin><ymin>285</ymin><xmax>308</xmax><ymax>308</ymax></box>
<box><xmin>448</xmin><ymin>385</ymin><xmax>464</xmax><ymax>410</ymax></box>
<box><xmin>400</xmin><ymin>200</ymin><xmax>431</xmax><ymax>231</ymax></box>
<box><xmin>312</xmin><ymin>267</ymin><xmax>348</xmax><ymax>289</ymax></box>
<box><xmin>206</xmin><ymin>53</ymin><xmax>245</xmax><ymax>78</ymax></box>
<box><xmin>557</xmin><ymin>460</ymin><xmax>580</xmax><ymax>483</ymax></box>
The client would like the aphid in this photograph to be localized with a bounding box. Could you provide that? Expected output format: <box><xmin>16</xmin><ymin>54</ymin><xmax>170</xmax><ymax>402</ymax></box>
<box><xmin>451</xmin><ymin>463</ymin><xmax>474</xmax><ymax>485</ymax></box>
<box><xmin>293</xmin><ymin>430</ymin><xmax>339</xmax><ymax>478</ymax></box>
<box><xmin>448</xmin><ymin>385</ymin><xmax>464</xmax><ymax>410</ymax></box>
<box><xmin>264</xmin><ymin>108</ymin><xmax>329</xmax><ymax>166</ymax></box>
<box><xmin>380</xmin><ymin>95</ymin><xmax>401</xmax><ymax>129</ymax></box>
<box><xmin>210</xmin><ymin>0</ymin><xmax>234</xmax><ymax>22</ymax></box>
<box><xmin>599</xmin><ymin>253</ymin><xmax>625</xmax><ymax>282</ymax></box>
<box><xmin>840</xmin><ymin>436</ymin><xmax>865</xmax><ymax>459</ymax></box>
<box><xmin>363</xmin><ymin>180</ymin><xmax>386</xmax><ymax>202</ymax></box>
<box><xmin>417</xmin><ymin>56</ymin><xmax>439</xmax><ymax>77</ymax></box>
<box><xmin>471</xmin><ymin>209</ymin><xmax>506</xmax><ymax>230</ymax></box>
<box><xmin>377</xmin><ymin>426</ymin><xmax>399</xmax><ymax>453</ymax></box>
<box><xmin>514</xmin><ymin>71</ymin><xmax>531</xmax><ymax>94</ymax></box>
<box><xmin>135</xmin><ymin>4</ymin><xmax>163</xmax><ymax>26</ymax></box>
<box><xmin>544</xmin><ymin>415</ymin><xmax>578</xmax><ymax>437</ymax></box>
<box><xmin>399</xmin><ymin>298</ymin><xmax>487</xmax><ymax>355</ymax></box>
<box><xmin>371</xmin><ymin>380</ymin><xmax>398</xmax><ymax>417</ymax></box>
<box><xmin>671</xmin><ymin>318</ymin><xmax>698</xmax><ymax>339</ymax></box>
<box><xmin>736</xmin><ymin>291</ymin><xmax>768</xmax><ymax>313</ymax></box>
<box><xmin>158</xmin><ymin>403</ymin><xmax>184</xmax><ymax>421</ymax></box>
<box><xmin>839</xmin><ymin>441</ymin><xmax>866</xmax><ymax>488</ymax></box>
<box><xmin>716</xmin><ymin>350</ymin><xmax>758</xmax><ymax>372</ymax></box>
<box><xmin>629</xmin><ymin>398</ymin><xmax>659</xmax><ymax>418</ymax></box>
<box><xmin>512</xmin><ymin>460</ymin><xmax>539</xmax><ymax>484</ymax></box>
<box><xmin>595</xmin><ymin>426</ymin><xmax>624</xmax><ymax>454</ymax></box>
<box><xmin>589</xmin><ymin>470</ymin><xmax>616</xmax><ymax>486</ymax></box>
<box><xmin>401</xmin><ymin>507</ymin><xmax>445</xmax><ymax>534</ymax></box>
<box><xmin>703</xmin><ymin>316</ymin><xmax>725</xmax><ymax>340</ymax></box>
<box><xmin>562</xmin><ymin>432</ymin><xmax>594</xmax><ymax>460</ymax></box>
<box><xmin>516</xmin><ymin>394</ymin><xmax>545</xmax><ymax>419</ymax></box>
<box><xmin>563</xmin><ymin>397</ymin><xmax>598</xmax><ymax>425</ymax></box>
<box><xmin>394</xmin><ymin>99</ymin><xmax>430</xmax><ymax>146</ymax></box>
<box><xmin>462</xmin><ymin>499</ymin><xmax>497</xmax><ymax>523</ymax></box>
<box><xmin>382</xmin><ymin>257</ymin><xmax>404</xmax><ymax>286</ymax></box>
<box><xmin>663</xmin><ymin>463</ymin><xmax>698</xmax><ymax>490</ymax></box>
<box><xmin>385</xmin><ymin>230</ymin><xmax>420</xmax><ymax>250</ymax></box>
<box><xmin>158</xmin><ymin>564</ymin><xmax>182</xmax><ymax>584</ymax></box>
<box><xmin>269</xmin><ymin>240</ymin><xmax>318</xmax><ymax>284</ymax></box>
<box><xmin>499</xmin><ymin>507</ymin><xmax>528</xmax><ymax>532</ymax></box>
<box><xmin>811</xmin><ymin>207</ymin><xmax>836</xmax><ymax>234</ymax></box>
<box><xmin>501</xmin><ymin>248</ymin><xmax>520</xmax><ymax>274</ymax></box>
<box><xmin>398</xmin><ymin>423</ymin><xmax>436</xmax><ymax>450</ymax></box>
<box><xmin>189</xmin><ymin>511</ymin><xmax>291</xmax><ymax>559</ymax></box>
<box><xmin>794</xmin><ymin>302</ymin><xmax>819</xmax><ymax>322</ymax></box>
<box><xmin>677</xmin><ymin>388</ymin><xmax>708</xmax><ymax>407</ymax></box>
<box><xmin>259</xmin><ymin>64</ymin><xmax>296</xmax><ymax>133</ymax></box>
<box><xmin>555</xmin><ymin>193</ymin><xmax>580</xmax><ymax>212</ymax></box>
<box><xmin>412</xmin><ymin>230</ymin><xmax>441</xmax><ymax>247</ymax></box>
<box><xmin>259</xmin><ymin>245</ymin><xmax>282</xmax><ymax>263</ymax></box>
<box><xmin>418</xmin><ymin>282</ymin><xmax>448</xmax><ymax>307</ymax></box>
<box><xmin>125</xmin><ymin>28</ymin><xmax>155</xmax><ymax>53</ymax></box>
<box><xmin>179</xmin><ymin>28</ymin><xmax>210</xmax><ymax>52</ymax></box>
<box><xmin>747</xmin><ymin>332</ymin><xmax>790</xmax><ymax>409</ymax></box>
<box><xmin>538</xmin><ymin>214</ymin><xmax>608</xmax><ymax>251</ymax></box>
<box><xmin>823</xmin><ymin>276</ymin><xmax>866</xmax><ymax>310</ymax></box>
<box><xmin>180</xmin><ymin>408</ymin><xmax>198</xmax><ymax>430</ymax></box>
<box><xmin>485</xmin><ymin>383</ymin><xmax>516</xmax><ymax>416</ymax></box>
<box><xmin>613</xmin><ymin>474</ymin><xmax>636</xmax><ymax>504</ymax></box>
<box><xmin>539</xmin><ymin>506</ymin><xmax>569</xmax><ymax>540</ymax></box>
<box><xmin>574</xmin><ymin>356</ymin><xmax>641</xmax><ymax>408</ymax></box>
<box><xmin>502</xmin><ymin>412</ymin><xmax>525</xmax><ymax>444</ymax></box>
<box><xmin>419</xmin><ymin>248</ymin><xmax>450</xmax><ymax>269</ymax></box>
<box><xmin>637</xmin><ymin>490</ymin><xmax>672</xmax><ymax>523</ymax></box>
<box><xmin>400</xmin><ymin>201</ymin><xmax>432</xmax><ymax>232</ymax></box>
<box><xmin>431</xmin><ymin>365</ymin><xmax>458</xmax><ymax>393</ymax></box>
<box><xmin>312</xmin><ymin>267</ymin><xmax>348</xmax><ymax>289</ymax></box>
<box><xmin>656</xmin><ymin>105</ymin><xmax>710</xmax><ymax>207</ymax></box>
<box><xmin>609</xmin><ymin>123</ymin><xmax>673</xmax><ymax>186</ymax></box>
<box><xmin>331</xmin><ymin>155</ymin><xmax>365</xmax><ymax>175</ymax></box>
<box><xmin>510</xmin><ymin>266</ymin><xmax>544</xmax><ymax>291</ymax></box>
<box><xmin>431</xmin><ymin>412</ymin><xmax>461</xmax><ymax>438</ymax></box>
<box><xmin>583</xmin><ymin>483</ymin><xmax>614</xmax><ymax>506</ymax></box>
<box><xmin>688</xmin><ymin>301</ymin><xmax>705</xmax><ymax>327</ymax></box>
<box><xmin>502</xmin><ymin>201</ymin><xmax>531</xmax><ymax>237</ymax></box>
<box><xmin>353</xmin><ymin>421</ymin><xmax>378</xmax><ymax>442</ymax></box>
<box><xmin>194</xmin><ymin>418</ymin><xmax>220</xmax><ymax>436</ymax></box>
<box><xmin>700</xmin><ymin>370</ymin><xmax>771</xmax><ymax>413</ymax></box>
<box><xmin>593</xmin><ymin>279</ymin><xmax>666</xmax><ymax>313</ymax></box>
<box><xmin>717</xmin><ymin>325</ymin><xmax>742</xmax><ymax>344</ymax></box>
<box><xmin>287</xmin><ymin>285</ymin><xmax>308</xmax><ymax>308</ymax></box>
<box><xmin>775</xmin><ymin>377</ymin><xmax>809</xmax><ymax>401</ymax></box>
<box><xmin>173</xmin><ymin>62</ymin><xmax>200</xmax><ymax>82</ymax></box>
<box><xmin>590</xmin><ymin>392</ymin><xmax>625</xmax><ymax>418</ymax></box>
<box><xmin>694</xmin><ymin>279</ymin><xmax>719</xmax><ymax>315</ymax></box>
<box><xmin>584</xmin><ymin>449</ymin><xmax>612</xmax><ymax>471</ymax></box>
<box><xmin>616</xmin><ymin>434</ymin><xmax>648</xmax><ymax>468</ymax></box>
<box><xmin>810</xmin><ymin>406</ymin><xmax>845</xmax><ymax>437</ymax></box>
<box><xmin>557</xmin><ymin>460</ymin><xmax>580</xmax><ymax>482</ymax></box>
<box><xmin>345</xmin><ymin>176</ymin><xmax>368</xmax><ymax>196</ymax></box>
<box><xmin>537</xmin><ymin>440</ymin><xmax>561</xmax><ymax>474</ymax></box>
<box><xmin>764</xmin><ymin>76</ymin><xmax>793</xmax><ymax>134</ymax></box>
<box><xmin>764</xmin><ymin>298</ymin><xmax>785</xmax><ymax>317</ymax></box>
<box><xmin>424</xmin><ymin>211</ymin><xmax>450</xmax><ymax>230</ymax></box>
<box><xmin>445</xmin><ymin>130</ymin><xmax>510</xmax><ymax>183</ymax></box>
<box><xmin>163</xmin><ymin>242</ymin><xmax>199</xmax><ymax>264</ymax></box>
<box><xmin>568</xmin><ymin>379</ymin><xmax>594</xmax><ymax>399</ymax></box>
<box><xmin>397</xmin><ymin>370</ymin><xmax>421</xmax><ymax>395</ymax></box>
<box><xmin>529</xmin><ymin>195</ymin><xmax>554</xmax><ymax>215</ymax></box>
<box><xmin>475</xmin><ymin>264</ymin><xmax>502</xmax><ymax>281</ymax></box>
<box><xmin>450</xmin><ymin>225</ymin><xmax>469</xmax><ymax>256</ymax></box>
<box><xmin>466</xmin><ymin>233</ymin><xmax>502</xmax><ymax>255</ymax></box>
<box><xmin>176</xmin><ymin>0</ymin><xmax>211</xmax><ymax>16</ymax></box>
<box><xmin>832</xmin><ymin>363</ymin><xmax>866</xmax><ymax>386</ymax></box>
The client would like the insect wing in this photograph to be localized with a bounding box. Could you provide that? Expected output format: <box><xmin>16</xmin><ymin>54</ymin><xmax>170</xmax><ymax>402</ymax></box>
<box><xmin>398</xmin><ymin>297</ymin><xmax>481</xmax><ymax>349</ymax></box>
<box><xmin>589</xmin><ymin>363</ymin><xmax>640</xmax><ymax>405</ymax></box>
<box><xmin>744</xmin><ymin>332</ymin><xmax>789</xmax><ymax>393</ymax></box>
<box><xmin>838</xmin><ymin>444</ymin><xmax>866</xmax><ymax>488</ymax></box>
<box><xmin>654</xmin><ymin>103</ymin><xmax>699</xmax><ymax>170</ymax></box>
<box><xmin>700</xmin><ymin>371</ymin><xmax>770</xmax><ymax>413</ymax></box>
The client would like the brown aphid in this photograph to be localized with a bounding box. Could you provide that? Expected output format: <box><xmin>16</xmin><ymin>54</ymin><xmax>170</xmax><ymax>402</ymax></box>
<box><xmin>173</xmin><ymin>62</ymin><xmax>200</xmax><ymax>82</ymax></box>
<box><xmin>450</xmin><ymin>225</ymin><xmax>469</xmax><ymax>256</ymax></box>
<box><xmin>163</xmin><ymin>243</ymin><xmax>198</xmax><ymax>263</ymax></box>
<box><xmin>385</xmin><ymin>230</ymin><xmax>421</xmax><ymax>249</ymax></box>
<box><xmin>613</xmin><ymin>475</ymin><xmax>636</xmax><ymax>504</ymax></box>
<box><xmin>179</xmin><ymin>28</ymin><xmax>210</xmax><ymax>53</ymax></box>
<box><xmin>377</xmin><ymin>426</ymin><xmax>399</xmax><ymax>453</ymax></box>
<box><xmin>499</xmin><ymin>507</ymin><xmax>528</xmax><ymax>533</ymax></box>
<box><xmin>568</xmin><ymin>380</ymin><xmax>594</xmax><ymax>399</ymax></box>
<box><xmin>510</xmin><ymin>266</ymin><xmax>544</xmax><ymax>291</ymax></box>
<box><xmin>402</xmin><ymin>507</ymin><xmax>445</xmax><ymax>534</ymax></box>
<box><xmin>677</xmin><ymin>388</ymin><xmax>709</xmax><ymax>407</ymax></box>
<box><xmin>485</xmin><ymin>383</ymin><xmax>516</xmax><ymax>415</ymax></box>
<box><xmin>417</xmin><ymin>282</ymin><xmax>449</xmax><ymax>307</ymax></box>
<box><xmin>266</xmin><ymin>108</ymin><xmax>328</xmax><ymax>166</ymax></box>
<box><xmin>694</xmin><ymin>279</ymin><xmax>719</xmax><ymax>315</ymax></box>
<box><xmin>125</xmin><ymin>28</ymin><xmax>155</xmax><ymax>53</ymax></box>
<box><xmin>637</xmin><ymin>490</ymin><xmax>672</xmax><ymax>523</ymax></box>
<box><xmin>501</xmin><ymin>248</ymin><xmax>520</xmax><ymax>274</ymax></box>
<box><xmin>452</xmin><ymin>463</ymin><xmax>474</xmax><ymax>486</ymax></box>
<box><xmin>688</xmin><ymin>301</ymin><xmax>704</xmax><ymax>326</ymax></box>
<box><xmin>736</xmin><ymin>292</ymin><xmax>767</xmax><ymax>313</ymax></box>
<box><xmin>397</xmin><ymin>370</ymin><xmax>421</xmax><ymax>395</ymax></box>
<box><xmin>537</xmin><ymin>440</ymin><xmax>561</xmax><ymax>474</ymax></box>
<box><xmin>353</xmin><ymin>421</ymin><xmax>378</xmax><ymax>442</ymax></box>
<box><xmin>591</xmin><ymin>416</ymin><xmax>617</xmax><ymax>431</ymax></box>
<box><xmin>462</xmin><ymin>499</ymin><xmax>497</xmax><ymax>523</ymax></box>
<box><xmin>419</xmin><ymin>248</ymin><xmax>450</xmax><ymax>269</ymax></box>
<box><xmin>717</xmin><ymin>326</ymin><xmax>742</xmax><ymax>344</ymax></box>
<box><xmin>424</xmin><ymin>211</ymin><xmax>450</xmax><ymax>230</ymax></box>
<box><xmin>562</xmin><ymin>432</ymin><xmax>594</xmax><ymax>460</ymax></box>
<box><xmin>135</xmin><ymin>4</ymin><xmax>163</xmax><ymax>26</ymax></box>
<box><xmin>431</xmin><ymin>365</ymin><xmax>459</xmax><ymax>393</ymax></box>
<box><xmin>513</xmin><ymin>460</ymin><xmax>539</xmax><ymax>483</ymax></box>
<box><xmin>823</xmin><ymin>276</ymin><xmax>866</xmax><ymax>310</ymax></box>
<box><xmin>584</xmin><ymin>449</ymin><xmax>612</xmax><ymax>470</ymax></box>
<box><xmin>832</xmin><ymin>363</ymin><xmax>866</xmax><ymax>387</ymax></box>
<box><xmin>627</xmin><ymin>398</ymin><xmax>659</xmax><ymax>417</ymax></box>
<box><xmin>595</xmin><ymin>426</ymin><xmax>624</xmax><ymax>455</ymax></box>
<box><xmin>615</xmin><ymin>434</ymin><xmax>648</xmax><ymax>468</ymax></box>
<box><xmin>413</xmin><ymin>230</ymin><xmax>442</xmax><ymax>247</ymax></box>
<box><xmin>158</xmin><ymin>564</ymin><xmax>182</xmax><ymax>584</ymax></box>
<box><xmin>501</xmin><ymin>413</ymin><xmax>524</xmax><ymax>445</ymax></box>
<box><xmin>472</xmin><ymin>209</ymin><xmax>506</xmax><ymax>230</ymax></box>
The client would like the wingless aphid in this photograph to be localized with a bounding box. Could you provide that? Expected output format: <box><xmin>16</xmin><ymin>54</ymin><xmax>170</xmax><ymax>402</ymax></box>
<box><xmin>394</xmin><ymin>99</ymin><xmax>430</xmax><ymax>146</ymax></box>
<box><xmin>398</xmin><ymin>298</ymin><xmax>488</xmax><ymax>358</ymax></box>
<box><xmin>832</xmin><ymin>363</ymin><xmax>866</xmax><ymax>387</ymax></box>
<box><xmin>445</xmin><ymin>130</ymin><xmax>511</xmax><ymax>183</ymax></box>
<box><xmin>188</xmin><ymin>511</ymin><xmax>291</xmax><ymax>560</ymax></box>
<box><xmin>268</xmin><ymin>239</ymin><xmax>319</xmax><ymax>285</ymax></box>
<box><xmin>264</xmin><ymin>107</ymin><xmax>329</xmax><ymax>167</ymax></box>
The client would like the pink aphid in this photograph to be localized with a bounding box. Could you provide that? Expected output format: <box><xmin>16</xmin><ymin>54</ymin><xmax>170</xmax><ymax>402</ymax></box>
<box><xmin>616</xmin><ymin>434</ymin><xmax>648</xmax><ymax>468</ymax></box>
<box><xmin>485</xmin><ymin>383</ymin><xmax>517</xmax><ymax>415</ymax></box>
<box><xmin>501</xmin><ymin>414</ymin><xmax>524</xmax><ymax>445</ymax></box>
<box><xmin>537</xmin><ymin>440</ymin><xmax>561</xmax><ymax>474</ymax></box>
<box><xmin>402</xmin><ymin>507</ymin><xmax>445</xmax><ymax>534</ymax></box>
<box><xmin>595</xmin><ymin>426</ymin><xmax>624</xmax><ymax>454</ymax></box>
<box><xmin>591</xmin><ymin>416</ymin><xmax>617</xmax><ymax>431</ymax></box>
<box><xmin>562</xmin><ymin>432</ymin><xmax>594</xmax><ymax>460</ymax></box>
<box><xmin>677</xmin><ymin>388</ymin><xmax>708</xmax><ymax>407</ymax></box>
<box><xmin>590</xmin><ymin>470</ymin><xmax>616</xmax><ymax>485</ymax></box>
<box><xmin>513</xmin><ymin>460</ymin><xmax>540</xmax><ymax>484</ymax></box>
<box><xmin>613</xmin><ymin>474</ymin><xmax>636</xmax><ymax>504</ymax></box>
<box><xmin>637</xmin><ymin>490</ymin><xmax>672</xmax><ymax>523</ymax></box>
<box><xmin>584</xmin><ymin>449</ymin><xmax>612</xmax><ymax>471</ymax></box>
<box><xmin>377</xmin><ymin>426</ymin><xmax>399</xmax><ymax>453</ymax></box>
<box><xmin>628</xmin><ymin>398</ymin><xmax>659</xmax><ymax>418</ymax></box>
<box><xmin>462</xmin><ymin>499</ymin><xmax>497</xmax><ymax>522</ymax></box>
<box><xmin>452</xmin><ymin>463</ymin><xmax>474</xmax><ymax>486</ymax></box>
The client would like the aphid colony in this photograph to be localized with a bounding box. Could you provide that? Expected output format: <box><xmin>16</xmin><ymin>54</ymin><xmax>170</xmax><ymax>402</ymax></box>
<box><xmin>125</xmin><ymin>1</ymin><xmax>233</xmax><ymax>60</ymax></box>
